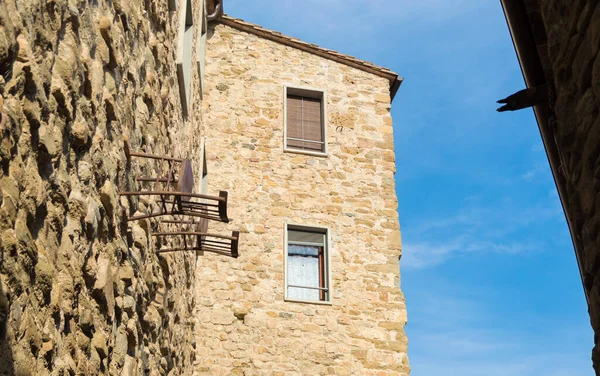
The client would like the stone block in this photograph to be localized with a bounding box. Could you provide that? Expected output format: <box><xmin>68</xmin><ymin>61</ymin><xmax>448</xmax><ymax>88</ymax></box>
<box><xmin>99</xmin><ymin>180</ymin><xmax>117</xmax><ymax>218</ymax></box>
<box><xmin>91</xmin><ymin>330</ymin><xmax>108</xmax><ymax>358</ymax></box>
<box><xmin>70</xmin><ymin>121</ymin><xmax>90</xmax><ymax>146</ymax></box>
<box><xmin>94</xmin><ymin>254</ymin><xmax>115</xmax><ymax>317</ymax></box>
<box><xmin>374</xmin><ymin>93</ymin><xmax>389</xmax><ymax>103</ymax></box>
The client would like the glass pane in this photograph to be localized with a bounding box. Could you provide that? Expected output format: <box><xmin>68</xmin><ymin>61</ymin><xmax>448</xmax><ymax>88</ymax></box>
<box><xmin>287</xmin><ymin>245</ymin><xmax>320</xmax><ymax>301</ymax></box>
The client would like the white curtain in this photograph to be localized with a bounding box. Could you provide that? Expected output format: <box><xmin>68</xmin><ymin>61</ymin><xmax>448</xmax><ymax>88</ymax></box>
<box><xmin>287</xmin><ymin>245</ymin><xmax>320</xmax><ymax>301</ymax></box>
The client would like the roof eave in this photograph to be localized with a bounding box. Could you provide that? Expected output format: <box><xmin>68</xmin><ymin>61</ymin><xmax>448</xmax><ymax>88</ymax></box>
<box><xmin>217</xmin><ymin>15</ymin><xmax>402</xmax><ymax>103</ymax></box>
<box><xmin>499</xmin><ymin>0</ymin><xmax>588</xmax><ymax>304</ymax></box>
<box><xmin>390</xmin><ymin>76</ymin><xmax>403</xmax><ymax>102</ymax></box>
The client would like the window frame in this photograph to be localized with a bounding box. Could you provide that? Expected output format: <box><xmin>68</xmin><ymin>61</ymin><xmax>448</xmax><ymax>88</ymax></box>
<box><xmin>196</xmin><ymin>0</ymin><xmax>207</xmax><ymax>99</ymax></box>
<box><xmin>283</xmin><ymin>223</ymin><xmax>333</xmax><ymax>305</ymax></box>
<box><xmin>176</xmin><ymin>0</ymin><xmax>196</xmax><ymax>118</ymax></box>
<box><xmin>283</xmin><ymin>85</ymin><xmax>328</xmax><ymax>157</ymax></box>
<box><xmin>196</xmin><ymin>137</ymin><xmax>209</xmax><ymax>256</ymax></box>
<box><xmin>198</xmin><ymin>137</ymin><xmax>208</xmax><ymax>195</ymax></box>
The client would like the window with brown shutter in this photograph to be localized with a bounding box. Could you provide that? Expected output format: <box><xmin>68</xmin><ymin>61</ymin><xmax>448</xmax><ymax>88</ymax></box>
<box><xmin>285</xmin><ymin>87</ymin><xmax>326</xmax><ymax>154</ymax></box>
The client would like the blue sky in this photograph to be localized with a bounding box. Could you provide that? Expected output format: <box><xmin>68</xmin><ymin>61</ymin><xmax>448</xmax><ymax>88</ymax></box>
<box><xmin>225</xmin><ymin>1</ymin><xmax>593</xmax><ymax>374</ymax></box>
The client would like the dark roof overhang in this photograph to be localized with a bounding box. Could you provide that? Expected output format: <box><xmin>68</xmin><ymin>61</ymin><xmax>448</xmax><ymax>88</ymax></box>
<box><xmin>499</xmin><ymin>0</ymin><xmax>588</xmax><ymax>303</ymax></box>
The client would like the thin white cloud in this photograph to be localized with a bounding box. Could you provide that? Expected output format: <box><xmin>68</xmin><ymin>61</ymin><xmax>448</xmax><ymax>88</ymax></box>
<box><xmin>402</xmin><ymin>241</ymin><xmax>462</xmax><ymax>268</ymax></box>
<box><xmin>407</xmin><ymin>285</ymin><xmax>593</xmax><ymax>376</ymax></box>
<box><xmin>521</xmin><ymin>161</ymin><xmax>550</xmax><ymax>181</ymax></box>
<box><xmin>415</xmin><ymin>332</ymin><xmax>514</xmax><ymax>354</ymax></box>
<box><xmin>402</xmin><ymin>239</ymin><xmax>538</xmax><ymax>269</ymax></box>
<box><xmin>401</xmin><ymin>199</ymin><xmax>566</xmax><ymax>269</ymax></box>
<box><xmin>521</xmin><ymin>167</ymin><xmax>541</xmax><ymax>181</ymax></box>
<box><xmin>519</xmin><ymin>142</ymin><xmax>552</xmax><ymax>181</ymax></box>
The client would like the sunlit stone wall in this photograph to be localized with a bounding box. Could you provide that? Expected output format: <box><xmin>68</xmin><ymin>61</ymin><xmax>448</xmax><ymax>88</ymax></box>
<box><xmin>194</xmin><ymin>22</ymin><xmax>409</xmax><ymax>376</ymax></box>
<box><xmin>0</xmin><ymin>0</ymin><xmax>206</xmax><ymax>374</ymax></box>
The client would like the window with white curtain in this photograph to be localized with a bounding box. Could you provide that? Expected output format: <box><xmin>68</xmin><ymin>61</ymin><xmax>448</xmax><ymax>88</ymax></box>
<box><xmin>285</xmin><ymin>225</ymin><xmax>331</xmax><ymax>303</ymax></box>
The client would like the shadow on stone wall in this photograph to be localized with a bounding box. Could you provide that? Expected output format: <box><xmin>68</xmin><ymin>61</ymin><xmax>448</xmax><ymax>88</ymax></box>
<box><xmin>0</xmin><ymin>0</ymin><xmax>201</xmax><ymax>373</ymax></box>
<box><xmin>0</xmin><ymin>279</ymin><xmax>14</xmax><ymax>376</ymax></box>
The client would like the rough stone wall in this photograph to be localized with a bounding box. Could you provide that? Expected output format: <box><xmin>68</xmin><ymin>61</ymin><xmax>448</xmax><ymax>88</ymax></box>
<box><xmin>194</xmin><ymin>23</ymin><xmax>409</xmax><ymax>376</ymax></box>
<box><xmin>0</xmin><ymin>0</ymin><xmax>206</xmax><ymax>374</ymax></box>
<box><xmin>538</xmin><ymin>0</ymin><xmax>600</xmax><ymax>373</ymax></box>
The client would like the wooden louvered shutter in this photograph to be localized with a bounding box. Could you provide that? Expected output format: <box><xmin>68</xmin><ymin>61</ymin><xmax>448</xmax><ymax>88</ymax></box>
<box><xmin>287</xmin><ymin>95</ymin><xmax>304</xmax><ymax>150</ymax></box>
<box><xmin>286</xmin><ymin>95</ymin><xmax>324</xmax><ymax>152</ymax></box>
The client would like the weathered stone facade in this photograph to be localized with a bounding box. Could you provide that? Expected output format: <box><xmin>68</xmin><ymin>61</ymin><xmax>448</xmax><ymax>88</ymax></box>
<box><xmin>194</xmin><ymin>22</ymin><xmax>408</xmax><ymax>375</ymax></box>
<box><xmin>537</xmin><ymin>1</ymin><xmax>600</xmax><ymax>373</ymax></box>
<box><xmin>0</xmin><ymin>0</ymin><xmax>408</xmax><ymax>374</ymax></box>
<box><xmin>0</xmin><ymin>0</ymin><xmax>207</xmax><ymax>374</ymax></box>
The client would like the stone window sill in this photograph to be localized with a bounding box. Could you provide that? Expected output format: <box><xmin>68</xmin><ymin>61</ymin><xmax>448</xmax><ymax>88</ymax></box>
<box><xmin>283</xmin><ymin>148</ymin><xmax>329</xmax><ymax>158</ymax></box>
<box><xmin>284</xmin><ymin>298</ymin><xmax>333</xmax><ymax>306</ymax></box>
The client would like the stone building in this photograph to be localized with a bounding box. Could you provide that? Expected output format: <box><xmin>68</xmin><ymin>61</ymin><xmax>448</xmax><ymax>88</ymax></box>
<box><xmin>499</xmin><ymin>0</ymin><xmax>600</xmax><ymax>373</ymax></box>
<box><xmin>0</xmin><ymin>0</ymin><xmax>408</xmax><ymax>374</ymax></box>
<box><xmin>193</xmin><ymin>16</ymin><xmax>408</xmax><ymax>376</ymax></box>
